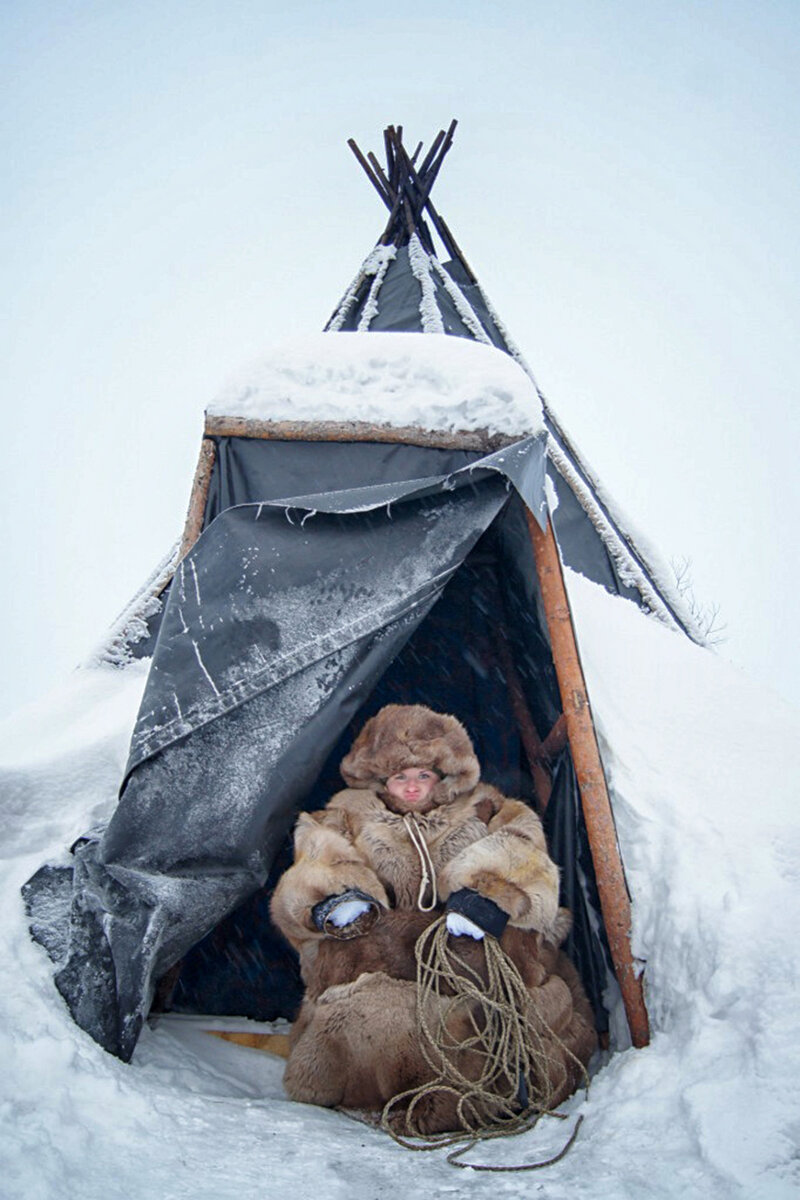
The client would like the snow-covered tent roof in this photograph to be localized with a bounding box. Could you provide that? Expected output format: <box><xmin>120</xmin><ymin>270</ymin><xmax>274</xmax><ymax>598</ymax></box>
<box><xmin>207</xmin><ymin>331</ymin><xmax>544</xmax><ymax>440</ymax></box>
<box><xmin>322</xmin><ymin>122</ymin><xmax>702</xmax><ymax>641</ymax></box>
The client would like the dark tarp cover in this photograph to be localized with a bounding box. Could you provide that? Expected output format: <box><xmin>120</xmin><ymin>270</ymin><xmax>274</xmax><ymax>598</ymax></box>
<box><xmin>331</xmin><ymin>245</ymin><xmax>695</xmax><ymax>637</ymax></box>
<box><xmin>27</xmin><ymin>436</ymin><xmax>611</xmax><ymax>1062</ymax></box>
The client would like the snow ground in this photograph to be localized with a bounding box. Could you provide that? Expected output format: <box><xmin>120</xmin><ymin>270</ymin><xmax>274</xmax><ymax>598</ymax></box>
<box><xmin>0</xmin><ymin>575</ymin><xmax>798</xmax><ymax>1199</ymax></box>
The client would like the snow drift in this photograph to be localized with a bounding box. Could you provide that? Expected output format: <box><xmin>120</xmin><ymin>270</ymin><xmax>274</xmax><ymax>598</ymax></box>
<box><xmin>1</xmin><ymin>574</ymin><xmax>797</xmax><ymax>1198</ymax></box>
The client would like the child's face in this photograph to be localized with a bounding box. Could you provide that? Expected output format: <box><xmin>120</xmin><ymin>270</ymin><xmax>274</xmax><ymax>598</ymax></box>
<box><xmin>385</xmin><ymin>767</ymin><xmax>438</xmax><ymax>813</ymax></box>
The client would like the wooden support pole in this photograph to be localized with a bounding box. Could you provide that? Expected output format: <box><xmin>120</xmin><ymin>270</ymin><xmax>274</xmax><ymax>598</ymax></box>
<box><xmin>424</xmin><ymin>118</ymin><xmax>458</xmax><ymax>194</ymax></box>
<box><xmin>527</xmin><ymin>510</ymin><xmax>650</xmax><ymax>1048</ymax></box>
<box><xmin>541</xmin><ymin>713</ymin><xmax>568</xmax><ymax>760</ymax></box>
<box><xmin>493</xmin><ymin>627</ymin><xmax>553</xmax><ymax>814</ymax></box>
<box><xmin>416</xmin><ymin>127</ymin><xmax>446</xmax><ymax>179</ymax></box>
<box><xmin>431</xmin><ymin>208</ymin><xmax>478</xmax><ymax>283</ymax></box>
<box><xmin>347</xmin><ymin>138</ymin><xmax>392</xmax><ymax>209</ymax></box>
<box><xmin>178</xmin><ymin>436</ymin><xmax>217</xmax><ymax>562</ymax></box>
<box><xmin>390</xmin><ymin>132</ymin><xmax>464</xmax><ymax>270</ymax></box>
<box><xmin>367</xmin><ymin>150</ymin><xmax>394</xmax><ymax>203</ymax></box>
<box><xmin>383</xmin><ymin>126</ymin><xmax>396</xmax><ymax>187</ymax></box>
<box><xmin>394</xmin><ymin>137</ymin><xmax>439</xmax><ymax>221</ymax></box>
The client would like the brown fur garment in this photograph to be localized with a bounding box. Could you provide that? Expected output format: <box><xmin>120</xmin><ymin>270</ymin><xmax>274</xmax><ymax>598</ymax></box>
<box><xmin>287</xmin><ymin>909</ymin><xmax>597</xmax><ymax>1129</ymax></box>
<box><xmin>271</xmin><ymin>785</ymin><xmax>562</xmax><ymax>952</ymax></box>
<box><xmin>271</xmin><ymin>704</ymin><xmax>598</xmax><ymax>1131</ymax></box>
<box><xmin>340</xmin><ymin>704</ymin><xmax>480</xmax><ymax>804</ymax></box>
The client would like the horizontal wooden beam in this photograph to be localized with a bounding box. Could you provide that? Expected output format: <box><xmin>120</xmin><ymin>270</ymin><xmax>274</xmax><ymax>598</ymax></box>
<box><xmin>204</xmin><ymin>414</ymin><xmax>521</xmax><ymax>452</ymax></box>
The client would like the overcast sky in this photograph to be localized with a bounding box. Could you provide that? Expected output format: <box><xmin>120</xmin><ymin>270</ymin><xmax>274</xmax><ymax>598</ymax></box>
<box><xmin>2</xmin><ymin>0</ymin><xmax>798</xmax><ymax>721</ymax></box>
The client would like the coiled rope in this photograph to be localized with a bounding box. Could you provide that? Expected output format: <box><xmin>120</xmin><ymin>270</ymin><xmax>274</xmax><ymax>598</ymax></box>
<box><xmin>379</xmin><ymin>916</ymin><xmax>589</xmax><ymax>1171</ymax></box>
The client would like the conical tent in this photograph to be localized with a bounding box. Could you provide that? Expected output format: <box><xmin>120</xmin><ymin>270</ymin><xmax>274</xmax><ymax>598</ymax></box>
<box><xmin>24</xmin><ymin>123</ymin><xmax>687</xmax><ymax>1064</ymax></box>
<box><xmin>326</xmin><ymin>123</ymin><xmax>702</xmax><ymax>638</ymax></box>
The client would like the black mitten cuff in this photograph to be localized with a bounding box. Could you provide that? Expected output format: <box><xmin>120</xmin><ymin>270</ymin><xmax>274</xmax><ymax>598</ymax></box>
<box><xmin>446</xmin><ymin>887</ymin><xmax>510</xmax><ymax>938</ymax></box>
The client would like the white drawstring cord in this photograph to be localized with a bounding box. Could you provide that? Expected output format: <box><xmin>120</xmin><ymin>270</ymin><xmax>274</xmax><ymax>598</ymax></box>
<box><xmin>403</xmin><ymin>814</ymin><xmax>438</xmax><ymax>912</ymax></box>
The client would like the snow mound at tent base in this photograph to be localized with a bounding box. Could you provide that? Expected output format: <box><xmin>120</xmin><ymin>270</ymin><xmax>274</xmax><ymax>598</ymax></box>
<box><xmin>1</xmin><ymin>580</ymin><xmax>799</xmax><ymax>1198</ymax></box>
<box><xmin>207</xmin><ymin>331</ymin><xmax>544</xmax><ymax>437</ymax></box>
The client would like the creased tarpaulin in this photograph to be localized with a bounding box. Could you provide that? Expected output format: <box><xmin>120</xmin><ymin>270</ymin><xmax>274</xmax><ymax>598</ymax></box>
<box><xmin>36</xmin><ymin>435</ymin><xmax>547</xmax><ymax>1061</ymax></box>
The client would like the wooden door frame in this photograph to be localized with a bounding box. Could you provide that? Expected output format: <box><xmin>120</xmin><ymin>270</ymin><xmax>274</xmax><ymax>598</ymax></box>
<box><xmin>177</xmin><ymin>422</ymin><xmax>651</xmax><ymax>1047</ymax></box>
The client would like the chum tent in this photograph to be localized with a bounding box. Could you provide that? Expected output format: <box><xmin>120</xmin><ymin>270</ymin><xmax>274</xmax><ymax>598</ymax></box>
<box><xmin>24</xmin><ymin>122</ymin><xmax>703</xmax><ymax>1065</ymax></box>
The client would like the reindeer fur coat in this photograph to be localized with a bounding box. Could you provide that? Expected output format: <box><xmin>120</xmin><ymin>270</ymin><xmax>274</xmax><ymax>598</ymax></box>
<box><xmin>270</xmin><ymin>705</ymin><xmax>597</xmax><ymax>1131</ymax></box>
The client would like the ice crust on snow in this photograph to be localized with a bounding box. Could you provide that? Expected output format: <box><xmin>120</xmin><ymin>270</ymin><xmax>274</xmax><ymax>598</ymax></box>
<box><xmin>207</xmin><ymin>331</ymin><xmax>544</xmax><ymax>438</ymax></box>
<box><xmin>1</xmin><ymin>581</ymin><xmax>799</xmax><ymax>1197</ymax></box>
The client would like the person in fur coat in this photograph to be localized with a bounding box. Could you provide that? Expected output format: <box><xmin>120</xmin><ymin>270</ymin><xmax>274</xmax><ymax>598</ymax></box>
<box><xmin>270</xmin><ymin>704</ymin><xmax>597</xmax><ymax>1132</ymax></box>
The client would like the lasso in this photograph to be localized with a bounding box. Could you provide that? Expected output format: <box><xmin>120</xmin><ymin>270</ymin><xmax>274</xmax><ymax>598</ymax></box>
<box><xmin>379</xmin><ymin>916</ymin><xmax>589</xmax><ymax>1171</ymax></box>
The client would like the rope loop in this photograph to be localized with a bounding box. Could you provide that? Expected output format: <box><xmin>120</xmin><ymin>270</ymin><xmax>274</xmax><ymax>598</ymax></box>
<box><xmin>379</xmin><ymin>916</ymin><xmax>589</xmax><ymax>1171</ymax></box>
<box><xmin>402</xmin><ymin>814</ymin><xmax>438</xmax><ymax>911</ymax></box>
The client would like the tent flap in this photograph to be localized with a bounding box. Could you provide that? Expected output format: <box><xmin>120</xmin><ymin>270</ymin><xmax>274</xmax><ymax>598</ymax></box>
<box><xmin>29</xmin><ymin>438</ymin><xmax>546</xmax><ymax>1060</ymax></box>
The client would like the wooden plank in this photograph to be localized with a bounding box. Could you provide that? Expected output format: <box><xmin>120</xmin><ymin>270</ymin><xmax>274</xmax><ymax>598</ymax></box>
<box><xmin>527</xmin><ymin>510</ymin><xmax>651</xmax><ymax>1048</ymax></box>
<box><xmin>178</xmin><ymin>436</ymin><xmax>217</xmax><ymax>561</ymax></box>
<box><xmin>204</xmin><ymin>415</ymin><xmax>522</xmax><ymax>452</ymax></box>
<box><xmin>207</xmin><ymin>1030</ymin><xmax>291</xmax><ymax>1058</ymax></box>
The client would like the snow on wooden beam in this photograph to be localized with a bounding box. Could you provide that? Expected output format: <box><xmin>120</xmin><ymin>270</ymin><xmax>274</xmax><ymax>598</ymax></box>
<box><xmin>204</xmin><ymin>415</ymin><xmax>519</xmax><ymax>452</ymax></box>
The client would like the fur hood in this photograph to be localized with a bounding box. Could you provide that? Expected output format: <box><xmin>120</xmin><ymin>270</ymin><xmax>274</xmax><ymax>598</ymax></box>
<box><xmin>340</xmin><ymin>705</ymin><xmax>480</xmax><ymax>804</ymax></box>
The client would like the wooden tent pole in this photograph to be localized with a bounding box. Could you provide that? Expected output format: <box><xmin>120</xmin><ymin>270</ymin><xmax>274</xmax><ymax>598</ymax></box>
<box><xmin>526</xmin><ymin>510</ymin><xmax>650</xmax><ymax>1048</ymax></box>
<box><xmin>493</xmin><ymin>627</ymin><xmax>553</xmax><ymax>814</ymax></box>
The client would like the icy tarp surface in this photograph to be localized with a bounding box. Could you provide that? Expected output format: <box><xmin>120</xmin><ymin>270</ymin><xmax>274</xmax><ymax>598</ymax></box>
<box><xmin>36</xmin><ymin>439</ymin><xmax>546</xmax><ymax>1060</ymax></box>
